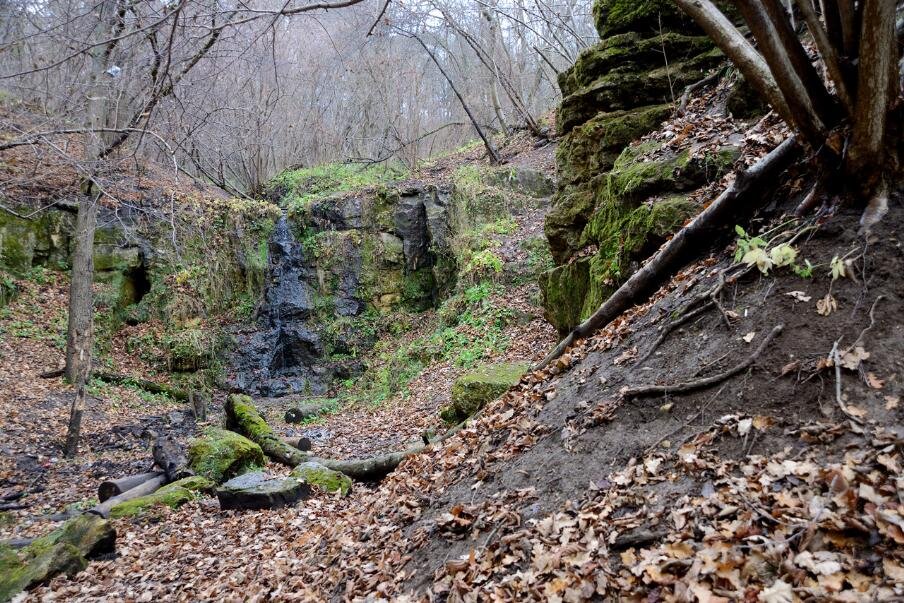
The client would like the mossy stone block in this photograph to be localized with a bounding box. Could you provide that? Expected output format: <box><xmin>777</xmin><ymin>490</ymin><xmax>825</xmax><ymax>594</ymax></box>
<box><xmin>291</xmin><ymin>461</ymin><xmax>353</xmax><ymax>496</ymax></box>
<box><xmin>0</xmin><ymin>514</ymin><xmax>115</xmax><ymax>602</ymax></box>
<box><xmin>188</xmin><ymin>427</ymin><xmax>265</xmax><ymax>484</ymax></box>
<box><xmin>443</xmin><ymin>362</ymin><xmax>530</xmax><ymax>424</ymax></box>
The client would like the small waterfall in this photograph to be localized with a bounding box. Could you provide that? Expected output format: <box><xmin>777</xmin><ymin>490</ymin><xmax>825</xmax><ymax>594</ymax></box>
<box><xmin>228</xmin><ymin>212</ymin><xmax>324</xmax><ymax>397</ymax></box>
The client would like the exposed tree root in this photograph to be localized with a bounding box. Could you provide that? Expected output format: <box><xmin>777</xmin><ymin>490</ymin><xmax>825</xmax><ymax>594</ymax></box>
<box><xmin>535</xmin><ymin>137</ymin><xmax>801</xmax><ymax>371</ymax></box>
<box><xmin>225</xmin><ymin>395</ymin><xmax>463</xmax><ymax>481</ymax></box>
<box><xmin>622</xmin><ymin>324</ymin><xmax>783</xmax><ymax>398</ymax></box>
<box><xmin>635</xmin><ymin>301</ymin><xmax>715</xmax><ymax>366</ymax></box>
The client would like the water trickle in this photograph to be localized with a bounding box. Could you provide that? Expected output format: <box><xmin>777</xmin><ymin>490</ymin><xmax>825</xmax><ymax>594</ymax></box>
<box><xmin>228</xmin><ymin>212</ymin><xmax>324</xmax><ymax>397</ymax></box>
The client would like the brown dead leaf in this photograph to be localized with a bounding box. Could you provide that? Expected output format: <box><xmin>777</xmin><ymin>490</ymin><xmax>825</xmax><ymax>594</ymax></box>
<box><xmin>816</xmin><ymin>293</ymin><xmax>837</xmax><ymax>316</ymax></box>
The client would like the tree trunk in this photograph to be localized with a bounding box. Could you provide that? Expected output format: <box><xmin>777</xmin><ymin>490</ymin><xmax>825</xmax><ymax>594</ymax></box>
<box><xmin>64</xmin><ymin>194</ymin><xmax>98</xmax><ymax>385</ymax></box>
<box><xmin>846</xmin><ymin>0</ymin><xmax>898</xmax><ymax>193</ymax></box>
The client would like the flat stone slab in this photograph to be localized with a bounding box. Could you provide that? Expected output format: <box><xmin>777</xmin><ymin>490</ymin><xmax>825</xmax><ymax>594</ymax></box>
<box><xmin>216</xmin><ymin>471</ymin><xmax>310</xmax><ymax>511</ymax></box>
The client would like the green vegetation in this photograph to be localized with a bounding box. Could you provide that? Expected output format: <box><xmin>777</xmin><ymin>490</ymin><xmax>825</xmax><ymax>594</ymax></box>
<box><xmin>271</xmin><ymin>162</ymin><xmax>408</xmax><ymax>211</ymax></box>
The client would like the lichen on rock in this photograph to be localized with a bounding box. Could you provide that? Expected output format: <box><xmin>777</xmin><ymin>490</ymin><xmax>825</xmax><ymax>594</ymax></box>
<box><xmin>187</xmin><ymin>426</ymin><xmax>265</xmax><ymax>484</ymax></box>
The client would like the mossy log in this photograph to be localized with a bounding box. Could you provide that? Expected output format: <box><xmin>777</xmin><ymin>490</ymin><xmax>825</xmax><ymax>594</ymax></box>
<box><xmin>226</xmin><ymin>394</ymin><xmax>461</xmax><ymax>482</ymax></box>
<box><xmin>0</xmin><ymin>515</ymin><xmax>115</xmax><ymax>602</ymax></box>
<box><xmin>93</xmin><ymin>371</ymin><xmax>189</xmax><ymax>401</ymax></box>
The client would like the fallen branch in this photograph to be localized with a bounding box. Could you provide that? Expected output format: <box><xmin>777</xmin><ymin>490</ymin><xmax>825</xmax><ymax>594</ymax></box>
<box><xmin>535</xmin><ymin>137</ymin><xmax>800</xmax><ymax>370</ymax></box>
<box><xmin>622</xmin><ymin>324</ymin><xmax>783</xmax><ymax>398</ymax></box>
<box><xmin>94</xmin><ymin>371</ymin><xmax>189</xmax><ymax>401</ymax></box>
<box><xmin>678</xmin><ymin>70</ymin><xmax>722</xmax><ymax>114</ymax></box>
<box><xmin>98</xmin><ymin>472</ymin><xmax>163</xmax><ymax>502</ymax></box>
<box><xmin>226</xmin><ymin>394</ymin><xmax>463</xmax><ymax>481</ymax></box>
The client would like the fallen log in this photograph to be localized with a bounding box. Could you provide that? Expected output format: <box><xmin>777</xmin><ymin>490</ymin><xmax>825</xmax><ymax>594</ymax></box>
<box><xmin>98</xmin><ymin>472</ymin><xmax>163</xmax><ymax>503</ymax></box>
<box><xmin>225</xmin><ymin>394</ymin><xmax>462</xmax><ymax>481</ymax></box>
<box><xmin>93</xmin><ymin>371</ymin><xmax>189</xmax><ymax>401</ymax></box>
<box><xmin>88</xmin><ymin>474</ymin><xmax>166</xmax><ymax>518</ymax></box>
<box><xmin>535</xmin><ymin>137</ymin><xmax>801</xmax><ymax>370</ymax></box>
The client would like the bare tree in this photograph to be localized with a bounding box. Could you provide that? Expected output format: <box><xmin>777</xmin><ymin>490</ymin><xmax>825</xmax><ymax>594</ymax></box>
<box><xmin>675</xmin><ymin>0</ymin><xmax>903</xmax><ymax>226</ymax></box>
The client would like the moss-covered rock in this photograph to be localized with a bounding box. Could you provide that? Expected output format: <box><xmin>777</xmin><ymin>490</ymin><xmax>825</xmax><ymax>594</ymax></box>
<box><xmin>0</xmin><ymin>514</ymin><xmax>115</xmax><ymax>602</ymax></box>
<box><xmin>559</xmin><ymin>33</ymin><xmax>713</xmax><ymax>99</ymax></box>
<box><xmin>556</xmin><ymin>105</ymin><xmax>673</xmax><ymax>188</ymax></box>
<box><xmin>558</xmin><ymin>51</ymin><xmax>723</xmax><ymax>134</ymax></box>
<box><xmin>538</xmin><ymin>258</ymin><xmax>598</xmax><ymax>335</ymax></box>
<box><xmin>188</xmin><ymin>427</ymin><xmax>265</xmax><ymax>484</ymax></box>
<box><xmin>725</xmin><ymin>74</ymin><xmax>769</xmax><ymax>119</ymax></box>
<box><xmin>592</xmin><ymin>0</ymin><xmax>692</xmax><ymax>38</ymax></box>
<box><xmin>544</xmin><ymin>185</ymin><xmax>599</xmax><ymax>264</ymax></box>
<box><xmin>108</xmin><ymin>476</ymin><xmax>213</xmax><ymax>519</ymax></box>
<box><xmin>291</xmin><ymin>461</ymin><xmax>352</xmax><ymax>496</ymax></box>
<box><xmin>442</xmin><ymin>362</ymin><xmax>530</xmax><ymax>424</ymax></box>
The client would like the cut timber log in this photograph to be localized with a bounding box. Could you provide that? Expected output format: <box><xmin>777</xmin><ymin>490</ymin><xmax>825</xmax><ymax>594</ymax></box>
<box><xmin>226</xmin><ymin>394</ymin><xmax>465</xmax><ymax>481</ymax></box>
<box><xmin>152</xmin><ymin>435</ymin><xmax>193</xmax><ymax>482</ymax></box>
<box><xmin>88</xmin><ymin>474</ymin><xmax>166</xmax><ymax>518</ymax></box>
<box><xmin>98</xmin><ymin>472</ymin><xmax>163</xmax><ymax>502</ymax></box>
<box><xmin>536</xmin><ymin>137</ymin><xmax>802</xmax><ymax>370</ymax></box>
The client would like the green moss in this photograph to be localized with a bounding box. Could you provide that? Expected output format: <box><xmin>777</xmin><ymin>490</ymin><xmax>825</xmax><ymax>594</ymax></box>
<box><xmin>544</xmin><ymin>185</ymin><xmax>598</xmax><ymax>263</ymax></box>
<box><xmin>291</xmin><ymin>462</ymin><xmax>352</xmax><ymax>496</ymax></box>
<box><xmin>271</xmin><ymin>162</ymin><xmax>408</xmax><ymax>211</ymax></box>
<box><xmin>592</xmin><ymin>0</ymin><xmax>691</xmax><ymax>37</ymax></box>
<box><xmin>443</xmin><ymin>362</ymin><xmax>530</xmax><ymax>424</ymax></box>
<box><xmin>188</xmin><ymin>427</ymin><xmax>265</xmax><ymax>484</ymax></box>
<box><xmin>0</xmin><ymin>515</ymin><xmax>114</xmax><ymax>601</ymax></box>
<box><xmin>556</xmin><ymin>104</ymin><xmax>672</xmax><ymax>186</ymax></box>
<box><xmin>401</xmin><ymin>268</ymin><xmax>436</xmax><ymax>311</ymax></box>
<box><xmin>538</xmin><ymin>259</ymin><xmax>598</xmax><ymax>335</ymax></box>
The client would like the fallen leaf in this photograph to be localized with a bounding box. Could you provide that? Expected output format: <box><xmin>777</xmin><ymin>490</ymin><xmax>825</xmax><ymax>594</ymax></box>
<box><xmin>759</xmin><ymin>579</ymin><xmax>793</xmax><ymax>603</ymax></box>
<box><xmin>885</xmin><ymin>395</ymin><xmax>900</xmax><ymax>410</ymax></box>
<box><xmin>785</xmin><ymin>290</ymin><xmax>811</xmax><ymax>302</ymax></box>
<box><xmin>840</xmin><ymin>346</ymin><xmax>870</xmax><ymax>370</ymax></box>
<box><xmin>816</xmin><ymin>293</ymin><xmax>837</xmax><ymax>316</ymax></box>
<box><xmin>743</xmin><ymin>332</ymin><xmax>756</xmax><ymax>343</ymax></box>
<box><xmin>865</xmin><ymin>372</ymin><xmax>884</xmax><ymax>389</ymax></box>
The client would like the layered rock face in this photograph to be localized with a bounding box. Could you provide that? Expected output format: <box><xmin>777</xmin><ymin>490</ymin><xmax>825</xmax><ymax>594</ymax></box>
<box><xmin>228</xmin><ymin>183</ymin><xmax>454</xmax><ymax>397</ymax></box>
<box><xmin>541</xmin><ymin>0</ymin><xmax>738</xmax><ymax>333</ymax></box>
<box><xmin>0</xmin><ymin>204</ymin><xmax>150</xmax><ymax>308</ymax></box>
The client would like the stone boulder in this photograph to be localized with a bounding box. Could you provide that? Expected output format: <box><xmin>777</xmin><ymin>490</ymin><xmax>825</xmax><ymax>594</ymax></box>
<box><xmin>291</xmin><ymin>462</ymin><xmax>353</xmax><ymax>496</ymax></box>
<box><xmin>188</xmin><ymin>427</ymin><xmax>265</xmax><ymax>484</ymax></box>
<box><xmin>441</xmin><ymin>362</ymin><xmax>530</xmax><ymax>424</ymax></box>
<box><xmin>216</xmin><ymin>472</ymin><xmax>310</xmax><ymax>510</ymax></box>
